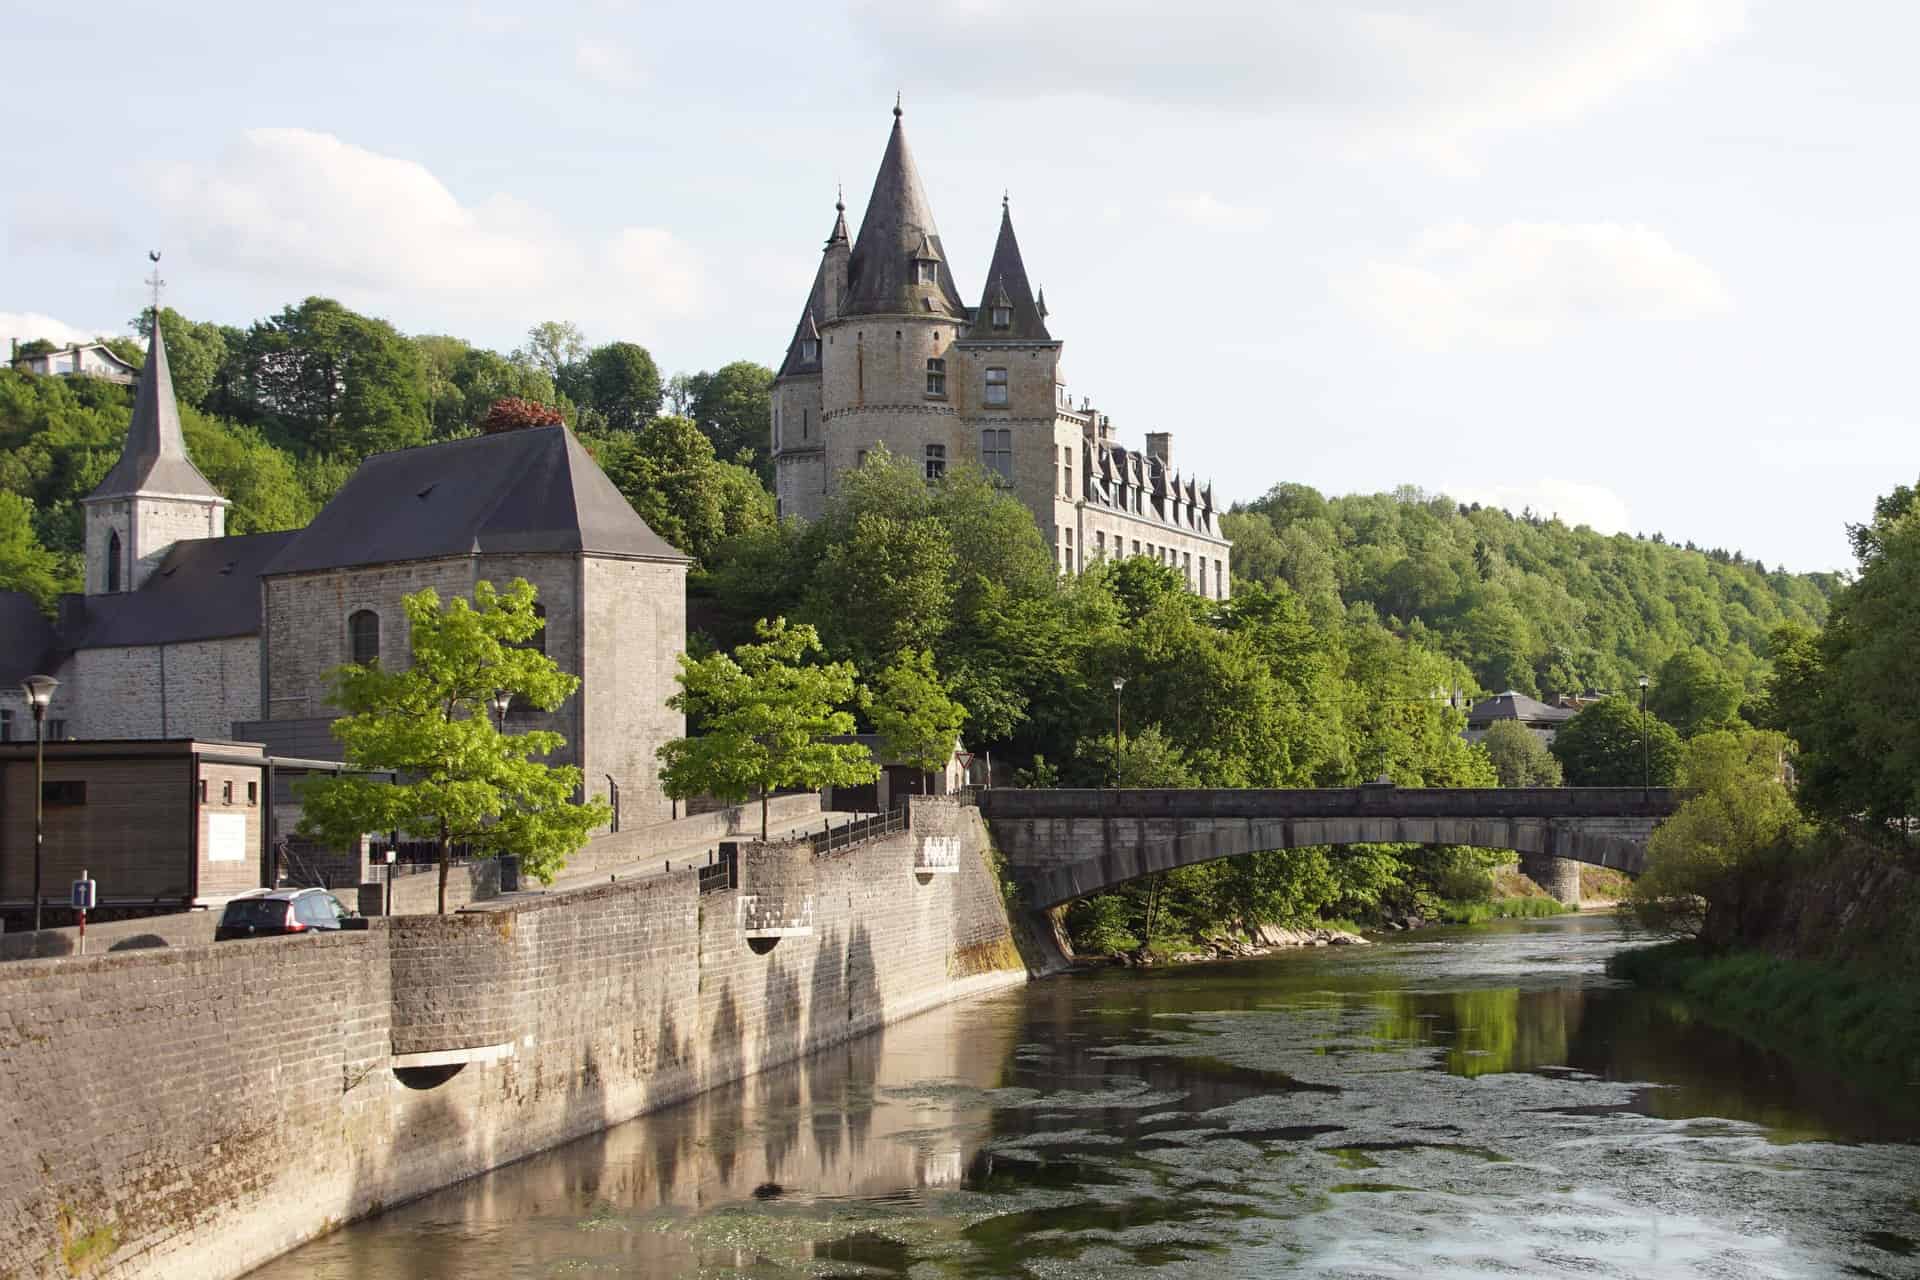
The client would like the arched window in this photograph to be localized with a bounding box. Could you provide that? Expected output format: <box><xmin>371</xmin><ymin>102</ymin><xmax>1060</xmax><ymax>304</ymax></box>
<box><xmin>106</xmin><ymin>530</ymin><xmax>122</xmax><ymax>593</ymax></box>
<box><xmin>348</xmin><ymin>609</ymin><xmax>380</xmax><ymax>665</ymax></box>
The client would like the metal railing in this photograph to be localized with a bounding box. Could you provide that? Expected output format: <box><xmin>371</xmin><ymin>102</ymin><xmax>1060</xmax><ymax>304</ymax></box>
<box><xmin>808</xmin><ymin>806</ymin><xmax>908</xmax><ymax>857</ymax></box>
<box><xmin>698</xmin><ymin>846</ymin><xmax>738</xmax><ymax>895</ymax></box>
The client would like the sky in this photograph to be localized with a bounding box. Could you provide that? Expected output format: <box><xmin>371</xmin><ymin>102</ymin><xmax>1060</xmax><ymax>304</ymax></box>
<box><xmin>3</xmin><ymin>0</ymin><xmax>1912</xmax><ymax>573</ymax></box>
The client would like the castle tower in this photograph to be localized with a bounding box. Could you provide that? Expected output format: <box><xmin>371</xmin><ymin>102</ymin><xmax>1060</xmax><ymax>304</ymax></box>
<box><xmin>769</xmin><ymin>201</ymin><xmax>841</xmax><ymax>520</ymax></box>
<box><xmin>816</xmin><ymin>101</ymin><xmax>970</xmax><ymax>503</ymax></box>
<box><xmin>79</xmin><ymin>316</ymin><xmax>228</xmax><ymax>594</ymax></box>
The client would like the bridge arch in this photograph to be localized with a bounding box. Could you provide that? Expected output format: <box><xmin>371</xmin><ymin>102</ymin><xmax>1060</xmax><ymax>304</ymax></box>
<box><xmin>978</xmin><ymin>788</ymin><xmax>1678</xmax><ymax>911</ymax></box>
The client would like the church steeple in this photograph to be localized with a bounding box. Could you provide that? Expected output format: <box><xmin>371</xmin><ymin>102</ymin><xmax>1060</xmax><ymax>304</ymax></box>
<box><xmin>842</xmin><ymin>101</ymin><xmax>967</xmax><ymax>319</ymax></box>
<box><xmin>80</xmin><ymin>287</ymin><xmax>228</xmax><ymax>595</ymax></box>
<box><xmin>974</xmin><ymin>196</ymin><xmax>1052</xmax><ymax>341</ymax></box>
<box><xmin>87</xmin><ymin>317</ymin><xmax>223</xmax><ymax>504</ymax></box>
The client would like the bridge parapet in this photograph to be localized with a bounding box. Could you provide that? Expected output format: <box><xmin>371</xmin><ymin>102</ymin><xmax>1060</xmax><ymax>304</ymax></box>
<box><xmin>979</xmin><ymin>788</ymin><xmax>1681</xmax><ymax>910</ymax></box>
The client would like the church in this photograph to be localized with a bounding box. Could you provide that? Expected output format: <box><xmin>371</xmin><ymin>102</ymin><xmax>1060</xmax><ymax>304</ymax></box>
<box><xmin>0</xmin><ymin>319</ymin><xmax>690</xmax><ymax>827</ymax></box>
<box><xmin>770</xmin><ymin>104</ymin><xmax>1233</xmax><ymax>598</ymax></box>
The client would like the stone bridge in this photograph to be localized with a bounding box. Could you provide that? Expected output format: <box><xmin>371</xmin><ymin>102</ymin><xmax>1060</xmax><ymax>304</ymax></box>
<box><xmin>978</xmin><ymin>786</ymin><xmax>1685</xmax><ymax>908</ymax></box>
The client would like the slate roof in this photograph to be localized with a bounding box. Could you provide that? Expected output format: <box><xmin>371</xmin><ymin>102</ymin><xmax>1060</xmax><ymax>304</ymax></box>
<box><xmin>263</xmin><ymin>425</ymin><xmax>687</xmax><ymax>577</ymax></box>
<box><xmin>777</xmin><ymin>255</ymin><xmax>828</xmax><ymax>378</ymax></box>
<box><xmin>967</xmin><ymin>198</ymin><xmax>1052</xmax><ymax>342</ymax></box>
<box><xmin>842</xmin><ymin>106</ymin><xmax>969</xmax><ymax>320</ymax></box>
<box><xmin>85</xmin><ymin>320</ymin><xmax>224</xmax><ymax>504</ymax></box>
<box><xmin>69</xmin><ymin>531</ymin><xmax>294</xmax><ymax>648</ymax></box>
<box><xmin>0</xmin><ymin>592</ymin><xmax>59</xmax><ymax>684</ymax></box>
<box><xmin>1466</xmin><ymin>691</ymin><xmax>1576</xmax><ymax>727</ymax></box>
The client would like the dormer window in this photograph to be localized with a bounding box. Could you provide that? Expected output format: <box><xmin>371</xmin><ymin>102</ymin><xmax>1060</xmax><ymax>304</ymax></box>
<box><xmin>991</xmin><ymin>305</ymin><xmax>1012</xmax><ymax>329</ymax></box>
<box><xmin>800</xmin><ymin>338</ymin><xmax>818</xmax><ymax>362</ymax></box>
<box><xmin>916</xmin><ymin>260</ymin><xmax>938</xmax><ymax>285</ymax></box>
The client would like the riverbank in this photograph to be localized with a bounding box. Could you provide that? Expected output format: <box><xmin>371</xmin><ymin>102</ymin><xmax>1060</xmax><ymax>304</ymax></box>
<box><xmin>1609</xmin><ymin>941</ymin><xmax>1920</xmax><ymax>1079</ymax></box>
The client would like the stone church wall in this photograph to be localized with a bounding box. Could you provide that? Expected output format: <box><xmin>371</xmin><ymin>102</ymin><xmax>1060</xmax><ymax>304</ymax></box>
<box><xmin>580</xmin><ymin>555</ymin><xmax>686</xmax><ymax>826</ymax></box>
<box><xmin>67</xmin><ymin>636</ymin><xmax>260</xmax><ymax>741</ymax></box>
<box><xmin>0</xmin><ymin>798</ymin><xmax>1022</xmax><ymax>1280</ymax></box>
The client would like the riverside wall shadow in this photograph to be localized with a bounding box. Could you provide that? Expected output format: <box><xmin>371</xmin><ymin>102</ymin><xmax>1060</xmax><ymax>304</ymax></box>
<box><xmin>0</xmin><ymin>796</ymin><xmax>1021</xmax><ymax>1280</ymax></box>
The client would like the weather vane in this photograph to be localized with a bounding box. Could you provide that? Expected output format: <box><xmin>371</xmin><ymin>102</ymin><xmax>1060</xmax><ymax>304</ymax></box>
<box><xmin>145</xmin><ymin>250</ymin><xmax>165</xmax><ymax>315</ymax></box>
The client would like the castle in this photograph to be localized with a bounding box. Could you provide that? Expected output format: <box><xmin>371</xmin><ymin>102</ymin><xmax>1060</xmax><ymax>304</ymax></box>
<box><xmin>770</xmin><ymin>105</ymin><xmax>1233</xmax><ymax>598</ymax></box>
<box><xmin>0</xmin><ymin>319</ymin><xmax>689</xmax><ymax>828</ymax></box>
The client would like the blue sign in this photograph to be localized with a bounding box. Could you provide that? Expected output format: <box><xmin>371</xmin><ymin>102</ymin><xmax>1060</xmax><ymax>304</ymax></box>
<box><xmin>70</xmin><ymin>879</ymin><xmax>96</xmax><ymax>911</ymax></box>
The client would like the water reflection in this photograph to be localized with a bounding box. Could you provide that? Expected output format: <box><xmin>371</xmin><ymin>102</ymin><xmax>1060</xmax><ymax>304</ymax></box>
<box><xmin>253</xmin><ymin>916</ymin><xmax>1920</xmax><ymax>1279</ymax></box>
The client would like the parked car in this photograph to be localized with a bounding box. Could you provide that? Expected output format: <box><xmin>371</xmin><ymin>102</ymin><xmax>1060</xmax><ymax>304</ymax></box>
<box><xmin>215</xmin><ymin>888</ymin><xmax>365</xmax><ymax>940</ymax></box>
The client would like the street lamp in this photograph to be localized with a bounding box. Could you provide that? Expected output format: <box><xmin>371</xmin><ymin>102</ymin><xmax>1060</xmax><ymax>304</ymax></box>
<box><xmin>20</xmin><ymin>674</ymin><xmax>58</xmax><ymax>932</ymax></box>
<box><xmin>490</xmin><ymin>689</ymin><xmax>512</xmax><ymax>732</ymax></box>
<box><xmin>1111</xmin><ymin>676</ymin><xmax>1127</xmax><ymax>787</ymax></box>
<box><xmin>1637</xmin><ymin>674</ymin><xmax>1651</xmax><ymax>797</ymax></box>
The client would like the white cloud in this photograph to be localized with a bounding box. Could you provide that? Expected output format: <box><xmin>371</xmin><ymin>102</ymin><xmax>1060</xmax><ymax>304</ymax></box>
<box><xmin>575</xmin><ymin>36</ymin><xmax>641</xmax><ymax>87</ymax></box>
<box><xmin>0</xmin><ymin>312</ymin><xmax>120</xmax><ymax>352</ymax></box>
<box><xmin>850</xmin><ymin>0</ymin><xmax>1744</xmax><ymax>167</ymax></box>
<box><xmin>146</xmin><ymin>129</ymin><xmax>702</xmax><ymax>336</ymax></box>
<box><xmin>1337</xmin><ymin>220</ymin><xmax>1730</xmax><ymax>349</ymax></box>
<box><xmin>1443</xmin><ymin>478</ymin><xmax>1634</xmax><ymax>535</ymax></box>
<box><xmin>1165</xmin><ymin>191</ymin><xmax>1270</xmax><ymax>232</ymax></box>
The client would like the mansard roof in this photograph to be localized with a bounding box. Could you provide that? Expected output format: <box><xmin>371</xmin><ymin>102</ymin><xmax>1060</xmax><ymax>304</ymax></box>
<box><xmin>264</xmin><ymin>425</ymin><xmax>687</xmax><ymax>577</ymax></box>
<box><xmin>843</xmin><ymin>106</ymin><xmax>968</xmax><ymax>320</ymax></box>
<box><xmin>69</xmin><ymin>530</ymin><xmax>295</xmax><ymax>648</ymax></box>
<box><xmin>1466</xmin><ymin>691</ymin><xmax>1576</xmax><ymax>727</ymax></box>
<box><xmin>778</xmin><ymin>257</ymin><xmax>827</xmax><ymax>378</ymax></box>
<box><xmin>85</xmin><ymin>319</ymin><xmax>225</xmax><ymax>505</ymax></box>
<box><xmin>968</xmin><ymin>198</ymin><xmax>1052</xmax><ymax>342</ymax></box>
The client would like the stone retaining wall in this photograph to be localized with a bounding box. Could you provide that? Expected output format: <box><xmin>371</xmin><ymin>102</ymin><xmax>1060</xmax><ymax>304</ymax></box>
<box><xmin>0</xmin><ymin>797</ymin><xmax>1021</xmax><ymax>1280</ymax></box>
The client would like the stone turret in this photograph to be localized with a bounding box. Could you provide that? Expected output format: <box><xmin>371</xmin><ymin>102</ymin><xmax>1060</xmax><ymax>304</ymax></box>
<box><xmin>80</xmin><ymin>316</ymin><xmax>228</xmax><ymax>594</ymax></box>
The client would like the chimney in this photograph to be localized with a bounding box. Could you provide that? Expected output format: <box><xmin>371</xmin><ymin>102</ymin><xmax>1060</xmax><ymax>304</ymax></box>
<box><xmin>1145</xmin><ymin>431</ymin><xmax>1172</xmax><ymax>470</ymax></box>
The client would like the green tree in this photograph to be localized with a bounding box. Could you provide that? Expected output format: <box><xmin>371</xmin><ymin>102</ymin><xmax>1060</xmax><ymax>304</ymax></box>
<box><xmin>1649</xmin><ymin>648</ymin><xmax>1744</xmax><ymax>738</ymax></box>
<box><xmin>656</xmin><ymin>617</ymin><xmax>878</xmax><ymax>839</ymax></box>
<box><xmin>296</xmin><ymin>579</ymin><xmax>608</xmax><ymax>913</ymax></box>
<box><xmin>868</xmin><ymin>648</ymin><xmax>967</xmax><ymax>789</ymax></box>
<box><xmin>1630</xmin><ymin>727</ymin><xmax>1806</xmax><ymax>936</ymax></box>
<box><xmin>1480</xmin><ymin>719</ymin><xmax>1564</xmax><ymax>787</ymax></box>
<box><xmin>687</xmin><ymin>360</ymin><xmax>774</xmax><ymax>473</ymax></box>
<box><xmin>583</xmin><ymin>342</ymin><xmax>662</xmax><ymax>429</ymax></box>
<box><xmin>0</xmin><ymin>491</ymin><xmax>64</xmax><ymax>609</ymax></box>
<box><xmin>585</xmin><ymin>416</ymin><xmax>773</xmax><ymax>563</ymax></box>
<box><xmin>516</xmin><ymin>320</ymin><xmax>588</xmax><ymax>384</ymax></box>
<box><xmin>1770</xmin><ymin>482</ymin><xmax>1920</xmax><ymax>827</ymax></box>
<box><xmin>246</xmin><ymin>298</ymin><xmax>429</xmax><ymax>455</ymax></box>
<box><xmin>1549</xmin><ymin>695</ymin><xmax>1682</xmax><ymax>787</ymax></box>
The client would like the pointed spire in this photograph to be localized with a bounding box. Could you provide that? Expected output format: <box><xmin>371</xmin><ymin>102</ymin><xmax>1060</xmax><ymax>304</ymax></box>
<box><xmin>1036</xmin><ymin>285</ymin><xmax>1049</xmax><ymax>320</ymax></box>
<box><xmin>974</xmin><ymin>195</ymin><xmax>1052</xmax><ymax>340</ymax></box>
<box><xmin>826</xmin><ymin>185</ymin><xmax>850</xmax><ymax>249</ymax></box>
<box><xmin>777</xmin><ymin>258</ymin><xmax>828</xmax><ymax>378</ymax></box>
<box><xmin>842</xmin><ymin>102</ymin><xmax>966</xmax><ymax>318</ymax></box>
<box><xmin>894</xmin><ymin>91</ymin><xmax>903</xmax><ymax>119</ymax></box>
<box><xmin>87</xmin><ymin>315</ymin><xmax>222</xmax><ymax>502</ymax></box>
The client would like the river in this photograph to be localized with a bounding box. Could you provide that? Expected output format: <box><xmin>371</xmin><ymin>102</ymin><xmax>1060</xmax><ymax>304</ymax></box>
<box><xmin>252</xmin><ymin>914</ymin><xmax>1920</xmax><ymax>1278</ymax></box>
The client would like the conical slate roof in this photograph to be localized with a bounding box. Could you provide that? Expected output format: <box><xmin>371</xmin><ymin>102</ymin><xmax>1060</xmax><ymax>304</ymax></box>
<box><xmin>972</xmin><ymin>198</ymin><xmax>1051</xmax><ymax>341</ymax></box>
<box><xmin>263</xmin><ymin>425</ymin><xmax>687</xmax><ymax>576</ymax></box>
<box><xmin>843</xmin><ymin>105</ymin><xmax>967</xmax><ymax>319</ymax></box>
<box><xmin>778</xmin><ymin>257</ymin><xmax>827</xmax><ymax>378</ymax></box>
<box><xmin>86</xmin><ymin>319</ymin><xmax>223</xmax><ymax>503</ymax></box>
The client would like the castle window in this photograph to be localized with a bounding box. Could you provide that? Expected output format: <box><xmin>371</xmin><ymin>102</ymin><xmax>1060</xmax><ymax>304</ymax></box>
<box><xmin>1095</xmin><ymin>531</ymin><xmax>1105</xmax><ymax>560</ymax></box>
<box><xmin>802</xmin><ymin>409</ymin><xmax>809</xmax><ymax>440</ymax></box>
<box><xmin>991</xmin><ymin>305</ymin><xmax>1012</xmax><ymax>329</ymax></box>
<box><xmin>800</xmin><ymin>338</ymin><xmax>818</xmax><ymax>362</ymax></box>
<box><xmin>1064</xmin><ymin>446</ymin><xmax>1073</xmax><ymax>496</ymax></box>
<box><xmin>221</xmin><ymin>780</ymin><xmax>234</xmax><ymax>805</ymax></box>
<box><xmin>916</xmin><ymin>260</ymin><xmax>938</xmax><ymax>285</ymax></box>
<box><xmin>247</xmin><ymin>781</ymin><xmax>259</xmax><ymax>806</ymax></box>
<box><xmin>925</xmin><ymin>444</ymin><xmax>947</xmax><ymax>481</ymax></box>
<box><xmin>349</xmin><ymin>609</ymin><xmax>380</xmax><ymax>666</ymax></box>
<box><xmin>1216</xmin><ymin>562</ymin><xmax>1224</xmax><ymax>597</ymax></box>
<box><xmin>980</xmin><ymin>429</ymin><xmax>1013</xmax><ymax>482</ymax></box>
<box><xmin>106</xmin><ymin>529</ymin><xmax>122</xmax><ymax>593</ymax></box>
<box><xmin>984</xmin><ymin>367</ymin><xmax>1008</xmax><ymax>407</ymax></box>
<box><xmin>925</xmin><ymin>357</ymin><xmax>946</xmax><ymax>398</ymax></box>
<box><xmin>0</xmin><ymin>709</ymin><xmax>10</xmax><ymax>742</ymax></box>
<box><xmin>857</xmin><ymin>449</ymin><xmax>869</xmax><ymax>468</ymax></box>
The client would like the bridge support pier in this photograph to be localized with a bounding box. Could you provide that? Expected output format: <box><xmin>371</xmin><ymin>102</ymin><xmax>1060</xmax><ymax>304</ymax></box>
<box><xmin>1518</xmin><ymin>851</ymin><xmax>1582</xmax><ymax>908</ymax></box>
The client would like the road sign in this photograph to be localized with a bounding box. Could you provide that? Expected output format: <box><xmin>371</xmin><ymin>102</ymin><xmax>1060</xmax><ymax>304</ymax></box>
<box><xmin>955</xmin><ymin>751</ymin><xmax>975</xmax><ymax>771</ymax></box>
<box><xmin>70</xmin><ymin>877</ymin><xmax>96</xmax><ymax>911</ymax></box>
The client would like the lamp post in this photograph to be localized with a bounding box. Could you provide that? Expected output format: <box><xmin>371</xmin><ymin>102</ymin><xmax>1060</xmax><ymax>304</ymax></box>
<box><xmin>20</xmin><ymin>674</ymin><xmax>58</xmax><ymax>933</ymax></box>
<box><xmin>1637</xmin><ymin>674</ymin><xmax>1651</xmax><ymax>797</ymax></box>
<box><xmin>1111</xmin><ymin>676</ymin><xmax>1127</xmax><ymax>787</ymax></box>
<box><xmin>490</xmin><ymin>689</ymin><xmax>512</xmax><ymax>733</ymax></box>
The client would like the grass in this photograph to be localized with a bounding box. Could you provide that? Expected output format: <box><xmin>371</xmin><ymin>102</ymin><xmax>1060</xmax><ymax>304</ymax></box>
<box><xmin>1430</xmin><ymin>897</ymin><xmax>1571</xmax><ymax>925</ymax></box>
<box><xmin>1609</xmin><ymin>941</ymin><xmax>1920</xmax><ymax>1079</ymax></box>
